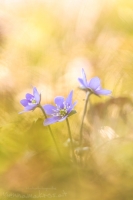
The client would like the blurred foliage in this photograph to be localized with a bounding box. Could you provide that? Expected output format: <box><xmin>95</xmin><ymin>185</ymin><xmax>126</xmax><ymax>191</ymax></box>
<box><xmin>0</xmin><ymin>0</ymin><xmax>133</xmax><ymax>199</ymax></box>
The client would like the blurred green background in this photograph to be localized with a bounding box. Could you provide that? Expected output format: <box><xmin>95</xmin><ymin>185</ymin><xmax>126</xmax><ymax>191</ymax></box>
<box><xmin>1</xmin><ymin>0</ymin><xmax>133</xmax><ymax>199</ymax></box>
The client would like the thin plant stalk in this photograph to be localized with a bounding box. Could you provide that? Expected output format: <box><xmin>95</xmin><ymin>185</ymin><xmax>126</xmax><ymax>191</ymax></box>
<box><xmin>38</xmin><ymin>105</ymin><xmax>62</xmax><ymax>160</ymax></box>
<box><xmin>66</xmin><ymin>118</ymin><xmax>77</xmax><ymax>163</ymax></box>
<box><xmin>79</xmin><ymin>91</ymin><xmax>91</xmax><ymax>146</ymax></box>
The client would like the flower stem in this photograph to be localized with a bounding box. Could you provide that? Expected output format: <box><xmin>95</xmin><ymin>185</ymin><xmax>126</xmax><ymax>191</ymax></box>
<box><xmin>66</xmin><ymin>118</ymin><xmax>77</xmax><ymax>163</ymax></box>
<box><xmin>38</xmin><ymin>105</ymin><xmax>62</xmax><ymax>160</ymax></box>
<box><xmin>79</xmin><ymin>91</ymin><xmax>91</xmax><ymax>146</ymax></box>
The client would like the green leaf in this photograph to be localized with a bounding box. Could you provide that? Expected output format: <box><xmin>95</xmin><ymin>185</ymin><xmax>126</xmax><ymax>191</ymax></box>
<box><xmin>68</xmin><ymin>110</ymin><xmax>77</xmax><ymax>118</ymax></box>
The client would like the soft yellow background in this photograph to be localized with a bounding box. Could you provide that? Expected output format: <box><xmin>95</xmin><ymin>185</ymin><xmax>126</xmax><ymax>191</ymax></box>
<box><xmin>0</xmin><ymin>0</ymin><xmax>133</xmax><ymax>199</ymax></box>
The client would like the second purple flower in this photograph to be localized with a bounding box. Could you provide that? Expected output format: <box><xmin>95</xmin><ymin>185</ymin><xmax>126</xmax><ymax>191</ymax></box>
<box><xmin>43</xmin><ymin>91</ymin><xmax>77</xmax><ymax>126</ymax></box>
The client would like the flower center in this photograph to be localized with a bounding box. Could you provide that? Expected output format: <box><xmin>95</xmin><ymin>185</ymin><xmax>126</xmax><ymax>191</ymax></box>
<box><xmin>31</xmin><ymin>99</ymin><xmax>36</xmax><ymax>104</ymax></box>
<box><xmin>59</xmin><ymin>109</ymin><xmax>67</xmax><ymax>117</ymax></box>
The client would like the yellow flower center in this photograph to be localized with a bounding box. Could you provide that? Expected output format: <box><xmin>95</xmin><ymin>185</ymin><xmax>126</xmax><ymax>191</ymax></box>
<box><xmin>59</xmin><ymin>109</ymin><xmax>67</xmax><ymax>116</ymax></box>
<box><xmin>31</xmin><ymin>99</ymin><xmax>36</xmax><ymax>104</ymax></box>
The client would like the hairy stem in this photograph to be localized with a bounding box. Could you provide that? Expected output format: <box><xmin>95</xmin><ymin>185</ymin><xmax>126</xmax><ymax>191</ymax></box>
<box><xmin>66</xmin><ymin>118</ymin><xmax>76</xmax><ymax>163</ymax></box>
<box><xmin>79</xmin><ymin>91</ymin><xmax>91</xmax><ymax>146</ymax></box>
<box><xmin>38</xmin><ymin>105</ymin><xmax>62</xmax><ymax>160</ymax></box>
<box><xmin>79</xmin><ymin>91</ymin><xmax>91</xmax><ymax>165</ymax></box>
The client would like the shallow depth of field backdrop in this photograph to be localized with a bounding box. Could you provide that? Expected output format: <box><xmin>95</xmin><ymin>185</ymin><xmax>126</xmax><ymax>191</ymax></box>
<box><xmin>0</xmin><ymin>0</ymin><xmax>133</xmax><ymax>200</ymax></box>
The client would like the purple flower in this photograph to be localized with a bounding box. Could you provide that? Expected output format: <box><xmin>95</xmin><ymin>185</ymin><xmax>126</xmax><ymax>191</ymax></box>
<box><xmin>78</xmin><ymin>68</ymin><xmax>112</xmax><ymax>96</ymax></box>
<box><xmin>19</xmin><ymin>87</ymin><xmax>41</xmax><ymax>114</ymax></box>
<box><xmin>43</xmin><ymin>91</ymin><xmax>77</xmax><ymax>126</ymax></box>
